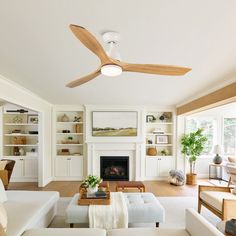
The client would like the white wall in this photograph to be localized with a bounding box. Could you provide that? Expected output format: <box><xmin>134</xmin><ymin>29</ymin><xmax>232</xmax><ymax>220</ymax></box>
<box><xmin>0</xmin><ymin>74</ymin><xmax>53</xmax><ymax>186</ymax></box>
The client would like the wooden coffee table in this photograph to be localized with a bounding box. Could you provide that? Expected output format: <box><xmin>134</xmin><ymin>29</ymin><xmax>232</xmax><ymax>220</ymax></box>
<box><xmin>116</xmin><ymin>181</ymin><xmax>145</xmax><ymax>192</ymax></box>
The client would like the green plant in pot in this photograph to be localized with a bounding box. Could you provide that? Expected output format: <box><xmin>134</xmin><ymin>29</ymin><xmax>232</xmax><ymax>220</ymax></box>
<box><xmin>82</xmin><ymin>175</ymin><xmax>102</xmax><ymax>194</ymax></box>
<box><xmin>181</xmin><ymin>128</ymin><xmax>207</xmax><ymax>185</ymax></box>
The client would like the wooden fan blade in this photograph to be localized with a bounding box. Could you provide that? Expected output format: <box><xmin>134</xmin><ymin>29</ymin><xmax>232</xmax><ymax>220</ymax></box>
<box><xmin>70</xmin><ymin>24</ymin><xmax>110</xmax><ymax>64</ymax></box>
<box><xmin>119</xmin><ymin>62</ymin><xmax>191</xmax><ymax>76</ymax></box>
<box><xmin>66</xmin><ymin>69</ymin><xmax>101</xmax><ymax>88</ymax></box>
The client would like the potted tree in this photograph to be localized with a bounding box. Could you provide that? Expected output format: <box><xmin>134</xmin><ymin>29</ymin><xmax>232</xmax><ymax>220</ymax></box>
<box><xmin>181</xmin><ymin>128</ymin><xmax>207</xmax><ymax>185</ymax></box>
<box><xmin>82</xmin><ymin>175</ymin><xmax>102</xmax><ymax>194</ymax></box>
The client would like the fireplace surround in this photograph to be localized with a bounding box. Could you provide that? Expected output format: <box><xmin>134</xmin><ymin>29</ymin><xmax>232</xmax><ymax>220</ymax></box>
<box><xmin>100</xmin><ymin>156</ymin><xmax>129</xmax><ymax>181</ymax></box>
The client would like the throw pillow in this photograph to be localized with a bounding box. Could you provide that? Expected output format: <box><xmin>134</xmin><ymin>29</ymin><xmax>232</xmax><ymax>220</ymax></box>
<box><xmin>0</xmin><ymin>203</ymin><xmax>7</xmax><ymax>232</ymax></box>
<box><xmin>0</xmin><ymin>161</ymin><xmax>7</xmax><ymax>171</ymax></box>
<box><xmin>0</xmin><ymin>180</ymin><xmax>7</xmax><ymax>203</ymax></box>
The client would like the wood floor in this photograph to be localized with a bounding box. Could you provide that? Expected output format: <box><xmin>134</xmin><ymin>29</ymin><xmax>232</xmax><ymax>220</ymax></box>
<box><xmin>8</xmin><ymin>179</ymin><xmax>212</xmax><ymax>197</ymax></box>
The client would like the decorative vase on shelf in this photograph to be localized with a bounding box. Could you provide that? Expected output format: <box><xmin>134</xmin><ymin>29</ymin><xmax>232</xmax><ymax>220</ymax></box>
<box><xmin>213</xmin><ymin>145</ymin><xmax>223</xmax><ymax>164</ymax></box>
<box><xmin>87</xmin><ymin>185</ymin><xmax>98</xmax><ymax>194</ymax></box>
<box><xmin>61</xmin><ymin>114</ymin><xmax>69</xmax><ymax>122</ymax></box>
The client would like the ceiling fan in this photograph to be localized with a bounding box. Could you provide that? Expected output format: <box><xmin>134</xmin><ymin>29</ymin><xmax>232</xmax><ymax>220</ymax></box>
<box><xmin>66</xmin><ymin>24</ymin><xmax>191</xmax><ymax>88</ymax></box>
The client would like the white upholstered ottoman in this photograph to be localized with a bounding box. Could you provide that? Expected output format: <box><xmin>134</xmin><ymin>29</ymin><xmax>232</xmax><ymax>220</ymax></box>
<box><xmin>66</xmin><ymin>192</ymin><xmax>165</xmax><ymax>227</ymax></box>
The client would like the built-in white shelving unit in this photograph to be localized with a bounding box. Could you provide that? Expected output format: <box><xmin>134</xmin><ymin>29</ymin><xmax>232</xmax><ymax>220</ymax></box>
<box><xmin>53</xmin><ymin>106</ymin><xmax>84</xmax><ymax>180</ymax></box>
<box><xmin>144</xmin><ymin>110</ymin><xmax>175</xmax><ymax>179</ymax></box>
<box><xmin>2</xmin><ymin>105</ymin><xmax>39</xmax><ymax>182</ymax></box>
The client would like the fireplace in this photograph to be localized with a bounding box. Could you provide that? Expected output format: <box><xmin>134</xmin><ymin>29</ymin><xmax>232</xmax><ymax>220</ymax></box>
<box><xmin>100</xmin><ymin>156</ymin><xmax>129</xmax><ymax>181</ymax></box>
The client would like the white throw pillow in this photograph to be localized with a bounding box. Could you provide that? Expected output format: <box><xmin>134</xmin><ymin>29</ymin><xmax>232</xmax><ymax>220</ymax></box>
<box><xmin>0</xmin><ymin>203</ymin><xmax>7</xmax><ymax>232</ymax></box>
<box><xmin>0</xmin><ymin>180</ymin><xmax>7</xmax><ymax>203</ymax></box>
<box><xmin>0</xmin><ymin>161</ymin><xmax>7</xmax><ymax>171</ymax></box>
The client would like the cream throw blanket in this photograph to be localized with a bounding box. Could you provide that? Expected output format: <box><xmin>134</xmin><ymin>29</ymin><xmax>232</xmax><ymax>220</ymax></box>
<box><xmin>89</xmin><ymin>192</ymin><xmax>128</xmax><ymax>229</ymax></box>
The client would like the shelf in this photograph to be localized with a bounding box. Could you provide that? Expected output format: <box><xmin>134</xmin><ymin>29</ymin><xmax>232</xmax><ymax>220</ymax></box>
<box><xmin>4</xmin><ymin>134</ymin><xmax>38</xmax><ymax>137</ymax></box>
<box><xmin>56</xmin><ymin>133</ymin><xmax>83</xmax><ymax>135</ymax></box>
<box><xmin>56</xmin><ymin>144</ymin><xmax>83</xmax><ymax>146</ymax></box>
<box><xmin>4</xmin><ymin>144</ymin><xmax>38</xmax><ymax>147</ymax></box>
<box><xmin>4</xmin><ymin>123</ymin><xmax>38</xmax><ymax>126</ymax></box>
<box><xmin>3</xmin><ymin>155</ymin><xmax>38</xmax><ymax>158</ymax></box>
<box><xmin>146</xmin><ymin>155</ymin><xmax>173</xmax><ymax>158</ymax></box>
<box><xmin>146</xmin><ymin>122</ymin><xmax>173</xmax><ymax>125</ymax></box>
<box><xmin>56</xmin><ymin>155</ymin><xmax>83</xmax><ymax>158</ymax></box>
<box><xmin>56</xmin><ymin>122</ymin><xmax>83</xmax><ymax>124</ymax></box>
<box><xmin>146</xmin><ymin>144</ymin><xmax>173</xmax><ymax>147</ymax></box>
<box><xmin>146</xmin><ymin>133</ymin><xmax>173</xmax><ymax>136</ymax></box>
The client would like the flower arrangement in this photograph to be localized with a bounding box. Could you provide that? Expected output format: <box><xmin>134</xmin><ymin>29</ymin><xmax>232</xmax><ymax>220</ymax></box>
<box><xmin>82</xmin><ymin>175</ymin><xmax>102</xmax><ymax>188</ymax></box>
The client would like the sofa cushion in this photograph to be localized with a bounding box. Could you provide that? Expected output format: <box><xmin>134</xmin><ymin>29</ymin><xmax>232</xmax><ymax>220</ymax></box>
<box><xmin>0</xmin><ymin>180</ymin><xmax>7</xmax><ymax>203</ymax></box>
<box><xmin>4</xmin><ymin>191</ymin><xmax>59</xmax><ymax>236</ymax></box>
<box><xmin>22</xmin><ymin>228</ymin><xmax>106</xmax><ymax>236</ymax></box>
<box><xmin>200</xmin><ymin>191</ymin><xmax>236</xmax><ymax>211</ymax></box>
<box><xmin>107</xmin><ymin>228</ymin><xmax>189</xmax><ymax>236</ymax></box>
<box><xmin>0</xmin><ymin>203</ymin><xmax>7</xmax><ymax>232</ymax></box>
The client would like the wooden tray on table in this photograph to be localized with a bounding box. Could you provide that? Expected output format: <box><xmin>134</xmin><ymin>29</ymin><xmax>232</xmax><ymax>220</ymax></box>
<box><xmin>78</xmin><ymin>188</ymin><xmax>111</xmax><ymax>205</ymax></box>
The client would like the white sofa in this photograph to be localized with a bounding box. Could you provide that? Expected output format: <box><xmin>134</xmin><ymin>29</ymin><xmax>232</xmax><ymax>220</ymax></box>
<box><xmin>21</xmin><ymin>209</ymin><xmax>224</xmax><ymax>236</ymax></box>
<box><xmin>0</xmin><ymin>180</ymin><xmax>59</xmax><ymax>236</ymax></box>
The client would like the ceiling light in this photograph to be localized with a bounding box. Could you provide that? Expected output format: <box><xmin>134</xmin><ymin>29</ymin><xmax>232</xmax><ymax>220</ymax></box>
<box><xmin>101</xmin><ymin>64</ymin><xmax>122</xmax><ymax>77</ymax></box>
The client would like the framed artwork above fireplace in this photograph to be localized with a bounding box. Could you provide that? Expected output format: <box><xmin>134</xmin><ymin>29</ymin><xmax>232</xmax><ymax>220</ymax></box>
<box><xmin>92</xmin><ymin>111</ymin><xmax>138</xmax><ymax>137</ymax></box>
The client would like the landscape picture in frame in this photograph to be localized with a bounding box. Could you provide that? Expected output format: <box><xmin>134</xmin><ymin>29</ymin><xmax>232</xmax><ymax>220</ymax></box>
<box><xmin>92</xmin><ymin>111</ymin><xmax>138</xmax><ymax>137</ymax></box>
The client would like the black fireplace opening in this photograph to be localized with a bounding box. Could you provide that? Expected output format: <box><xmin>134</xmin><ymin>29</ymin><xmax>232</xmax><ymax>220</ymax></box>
<box><xmin>100</xmin><ymin>156</ymin><xmax>129</xmax><ymax>181</ymax></box>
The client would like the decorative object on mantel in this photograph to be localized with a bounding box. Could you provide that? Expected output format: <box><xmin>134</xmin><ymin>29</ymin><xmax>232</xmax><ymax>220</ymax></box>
<box><xmin>75</xmin><ymin>124</ymin><xmax>80</xmax><ymax>133</ymax></box>
<box><xmin>73</xmin><ymin>116</ymin><xmax>81</xmax><ymax>122</ymax></box>
<box><xmin>19</xmin><ymin>147</ymin><xmax>25</xmax><ymax>156</ymax></box>
<box><xmin>153</xmin><ymin>128</ymin><xmax>164</xmax><ymax>134</ymax></box>
<box><xmin>213</xmin><ymin>144</ymin><xmax>223</xmax><ymax>164</ymax></box>
<box><xmin>160</xmin><ymin>149</ymin><xmax>168</xmax><ymax>156</ymax></box>
<box><xmin>82</xmin><ymin>175</ymin><xmax>102</xmax><ymax>194</ymax></box>
<box><xmin>12</xmin><ymin>116</ymin><xmax>23</xmax><ymax>124</ymax></box>
<box><xmin>146</xmin><ymin>115</ymin><xmax>156</xmax><ymax>123</ymax></box>
<box><xmin>60</xmin><ymin>149</ymin><xmax>70</xmax><ymax>155</ymax></box>
<box><xmin>181</xmin><ymin>128</ymin><xmax>207</xmax><ymax>185</ymax></box>
<box><xmin>62</xmin><ymin>129</ymin><xmax>70</xmax><ymax>133</ymax></box>
<box><xmin>156</xmin><ymin>135</ymin><xmax>168</xmax><ymax>144</ymax></box>
<box><xmin>147</xmin><ymin>147</ymin><xmax>157</xmax><ymax>156</ymax></box>
<box><xmin>169</xmin><ymin>170</ymin><xmax>185</xmax><ymax>186</ymax></box>
<box><xmin>61</xmin><ymin>114</ymin><xmax>69</xmax><ymax>122</ymax></box>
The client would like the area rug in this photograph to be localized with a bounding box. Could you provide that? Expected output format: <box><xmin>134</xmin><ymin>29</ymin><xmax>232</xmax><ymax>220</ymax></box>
<box><xmin>49</xmin><ymin>196</ymin><xmax>221</xmax><ymax>229</ymax></box>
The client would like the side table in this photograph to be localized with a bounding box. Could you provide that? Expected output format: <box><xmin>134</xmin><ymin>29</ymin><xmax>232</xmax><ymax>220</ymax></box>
<box><xmin>209</xmin><ymin>163</ymin><xmax>228</xmax><ymax>183</ymax></box>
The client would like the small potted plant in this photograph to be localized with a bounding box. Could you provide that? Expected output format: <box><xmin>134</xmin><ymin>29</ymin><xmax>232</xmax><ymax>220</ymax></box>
<box><xmin>82</xmin><ymin>175</ymin><xmax>102</xmax><ymax>194</ymax></box>
<box><xmin>181</xmin><ymin>128</ymin><xmax>207</xmax><ymax>185</ymax></box>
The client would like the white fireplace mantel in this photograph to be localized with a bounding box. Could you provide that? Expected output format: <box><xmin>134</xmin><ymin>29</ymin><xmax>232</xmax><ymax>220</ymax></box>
<box><xmin>86</xmin><ymin>142</ymin><xmax>144</xmax><ymax>180</ymax></box>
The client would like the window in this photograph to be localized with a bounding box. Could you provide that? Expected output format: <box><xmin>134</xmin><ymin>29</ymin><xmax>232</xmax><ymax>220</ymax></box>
<box><xmin>186</xmin><ymin>117</ymin><xmax>217</xmax><ymax>155</ymax></box>
<box><xmin>223</xmin><ymin>118</ymin><xmax>236</xmax><ymax>155</ymax></box>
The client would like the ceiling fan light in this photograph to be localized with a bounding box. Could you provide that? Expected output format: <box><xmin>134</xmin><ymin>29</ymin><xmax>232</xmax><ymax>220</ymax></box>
<box><xmin>101</xmin><ymin>64</ymin><xmax>122</xmax><ymax>77</ymax></box>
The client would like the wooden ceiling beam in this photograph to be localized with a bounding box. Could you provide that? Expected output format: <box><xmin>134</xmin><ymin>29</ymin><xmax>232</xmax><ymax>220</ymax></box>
<box><xmin>176</xmin><ymin>82</ymin><xmax>236</xmax><ymax>115</ymax></box>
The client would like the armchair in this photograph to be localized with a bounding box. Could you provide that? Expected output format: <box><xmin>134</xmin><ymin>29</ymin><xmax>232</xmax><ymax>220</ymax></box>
<box><xmin>0</xmin><ymin>159</ymin><xmax>15</xmax><ymax>189</ymax></box>
<box><xmin>198</xmin><ymin>165</ymin><xmax>236</xmax><ymax>220</ymax></box>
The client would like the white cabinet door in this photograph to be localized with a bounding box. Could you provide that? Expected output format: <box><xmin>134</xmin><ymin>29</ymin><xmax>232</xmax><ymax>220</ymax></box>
<box><xmin>11</xmin><ymin>158</ymin><xmax>23</xmax><ymax>178</ymax></box>
<box><xmin>24</xmin><ymin>158</ymin><xmax>38</xmax><ymax>178</ymax></box>
<box><xmin>55</xmin><ymin>158</ymin><xmax>68</xmax><ymax>177</ymax></box>
<box><xmin>69</xmin><ymin>157</ymin><xmax>83</xmax><ymax>178</ymax></box>
<box><xmin>158</xmin><ymin>157</ymin><xmax>174</xmax><ymax>177</ymax></box>
<box><xmin>145</xmin><ymin>157</ymin><xmax>158</xmax><ymax>177</ymax></box>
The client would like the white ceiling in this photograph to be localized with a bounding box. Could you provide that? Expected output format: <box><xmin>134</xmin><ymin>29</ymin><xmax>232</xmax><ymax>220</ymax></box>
<box><xmin>0</xmin><ymin>0</ymin><xmax>236</xmax><ymax>106</ymax></box>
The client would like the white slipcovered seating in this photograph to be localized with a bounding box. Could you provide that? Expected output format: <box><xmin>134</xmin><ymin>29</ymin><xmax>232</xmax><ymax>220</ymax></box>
<box><xmin>21</xmin><ymin>209</ymin><xmax>224</xmax><ymax>236</ymax></box>
<box><xmin>0</xmin><ymin>179</ymin><xmax>59</xmax><ymax>236</ymax></box>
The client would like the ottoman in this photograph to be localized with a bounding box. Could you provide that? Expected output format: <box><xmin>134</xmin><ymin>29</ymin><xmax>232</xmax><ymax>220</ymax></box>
<box><xmin>66</xmin><ymin>192</ymin><xmax>165</xmax><ymax>228</ymax></box>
